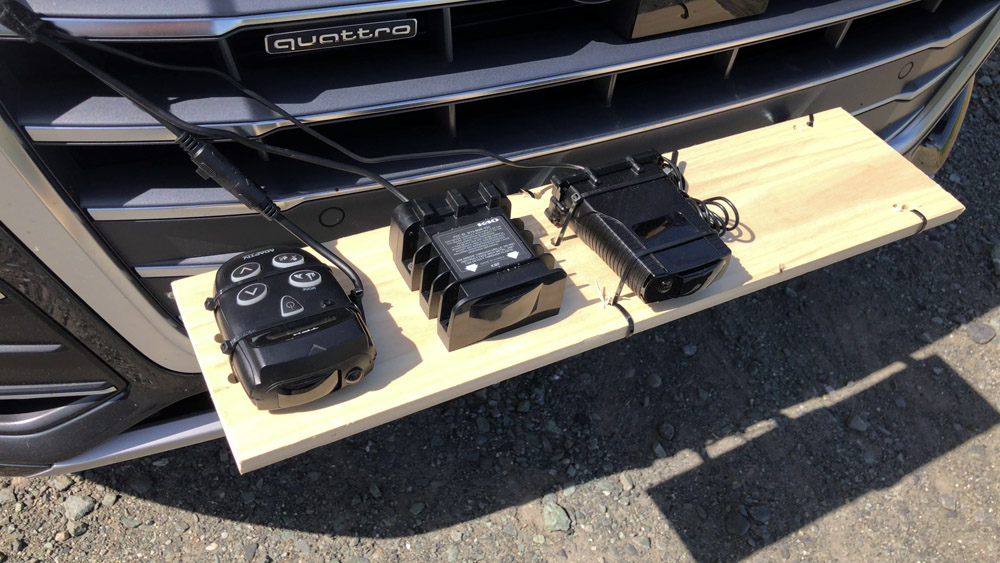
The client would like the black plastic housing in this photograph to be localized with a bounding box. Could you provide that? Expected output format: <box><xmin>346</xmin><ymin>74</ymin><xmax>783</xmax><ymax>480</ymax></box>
<box><xmin>389</xmin><ymin>182</ymin><xmax>567</xmax><ymax>351</ymax></box>
<box><xmin>608</xmin><ymin>0</ymin><xmax>770</xmax><ymax>39</ymax></box>
<box><xmin>546</xmin><ymin>152</ymin><xmax>731</xmax><ymax>304</ymax></box>
<box><xmin>209</xmin><ymin>246</ymin><xmax>375</xmax><ymax>410</ymax></box>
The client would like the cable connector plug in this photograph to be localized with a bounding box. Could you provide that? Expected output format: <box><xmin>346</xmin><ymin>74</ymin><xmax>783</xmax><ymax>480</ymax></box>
<box><xmin>0</xmin><ymin>0</ymin><xmax>47</xmax><ymax>42</ymax></box>
<box><xmin>176</xmin><ymin>133</ymin><xmax>279</xmax><ymax>219</ymax></box>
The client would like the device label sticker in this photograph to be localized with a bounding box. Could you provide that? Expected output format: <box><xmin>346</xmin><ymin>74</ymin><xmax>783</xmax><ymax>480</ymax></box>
<box><xmin>433</xmin><ymin>217</ymin><xmax>532</xmax><ymax>280</ymax></box>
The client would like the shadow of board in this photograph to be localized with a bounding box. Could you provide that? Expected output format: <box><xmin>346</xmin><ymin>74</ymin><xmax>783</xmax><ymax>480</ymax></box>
<box><xmin>647</xmin><ymin>355</ymin><xmax>999</xmax><ymax>562</ymax></box>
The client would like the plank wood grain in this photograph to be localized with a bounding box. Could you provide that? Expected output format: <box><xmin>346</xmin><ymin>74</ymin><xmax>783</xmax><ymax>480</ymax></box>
<box><xmin>173</xmin><ymin>109</ymin><xmax>964</xmax><ymax>473</ymax></box>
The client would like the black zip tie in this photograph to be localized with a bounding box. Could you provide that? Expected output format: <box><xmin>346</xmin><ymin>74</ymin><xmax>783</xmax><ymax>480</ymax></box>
<box><xmin>612</xmin><ymin>302</ymin><xmax>635</xmax><ymax>337</ymax></box>
<box><xmin>0</xmin><ymin>0</ymin><xmax>47</xmax><ymax>43</ymax></box>
<box><xmin>911</xmin><ymin>209</ymin><xmax>928</xmax><ymax>234</ymax></box>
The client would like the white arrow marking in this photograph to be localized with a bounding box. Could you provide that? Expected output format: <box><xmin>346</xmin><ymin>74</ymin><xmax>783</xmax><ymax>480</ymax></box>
<box><xmin>465</xmin><ymin>264</ymin><xmax>478</xmax><ymax>272</ymax></box>
<box><xmin>507</xmin><ymin>251</ymin><xmax>520</xmax><ymax>259</ymax></box>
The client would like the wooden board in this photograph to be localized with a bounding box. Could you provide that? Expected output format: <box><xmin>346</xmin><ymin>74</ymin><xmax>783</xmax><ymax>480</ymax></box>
<box><xmin>172</xmin><ymin>108</ymin><xmax>965</xmax><ymax>473</ymax></box>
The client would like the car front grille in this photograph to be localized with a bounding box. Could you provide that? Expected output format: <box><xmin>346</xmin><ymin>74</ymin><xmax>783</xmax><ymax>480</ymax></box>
<box><xmin>1</xmin><ymin>0</ymin><xmax>997</xmax><ymax>319</ymax></box>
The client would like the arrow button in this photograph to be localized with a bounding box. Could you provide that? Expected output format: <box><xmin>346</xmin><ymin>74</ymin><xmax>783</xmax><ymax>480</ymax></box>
<box><xmin>280</xmin><ymin>295</ymin><xmax>305</xmax><ymax>317</ymax></box>
<box><xmin>236</xmin><ymin>283</ymin><xmax>268</xmax><ymax>306</ymax></box>
<box><xmin>230</xmin><ymin>262</ymin><xmax>261</xmax><ymax>283</ymax></box>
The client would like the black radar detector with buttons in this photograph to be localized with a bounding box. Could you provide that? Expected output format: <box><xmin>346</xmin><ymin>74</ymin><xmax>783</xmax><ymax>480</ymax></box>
<box><xmin>206</xmin><ymin>246</ymin><xmax>376</xmax><ymax>411</ymax></box>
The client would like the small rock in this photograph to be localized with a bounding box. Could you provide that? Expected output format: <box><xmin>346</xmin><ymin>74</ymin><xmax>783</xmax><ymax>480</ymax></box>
<box><xmin>0</xmin><ymin>489</ymin><xmax>14</xmax><ymax>505</ymax></box>
<box><xmin>725</xmin><ymin>512</ymin><xmax>750</xmax><ymax>535</ymax></box>
<box><xmin>681</xmin><ymin>344</ymin><xmax>698</xmax><ymax>357</ymax></box>
<box><xmin>446</xmin><ymin>546</ymin><xmax>459</xmax><ymax>562</ymax></box>
<box><xmin>50</xmin><ymin>475</ymin><xmax>74</xmax><ymax>492</ymax></box>
<box><xmin>658</xmin><ymin>422</ymin><xmax>675</xmax><ymax>441</ymax></box>
<box><xmin>653</xmin><ymin>442</ymin><xmax>668</xmax><ymax>458</ymax></box>
<box><xmin>619</xmin><ymin>473</ymin><xmax>634</xmax><ymax>491</ymax></box>
<box><xmin>66</xmin><ymin>521</ymin><xmax>88</xmax><ymax>537</ymax></box>
<box><xmin>646</xmin><ymin>373</ymin><xmax>662</xmax><ymax>389</ymax></box>
<box><xmin>918</xmin><ymin>332</ymin><xmax>934</xmax><ymax>344</ymax></box>
<box><xmin>749</xmin><ymin>506</ymin><xmax>771</xmax><ymax>523</ymax></box>
<box><xmin>849</xmin><ymin>415</ymin><xmax>870</xmax><ymax>433</ymax></box>
<box><xmin>475</xmin><ymin>416</ymin><xmax>490</xmax><ymax>433</ymax></box>
<box><xmin>970</xmin><ymin>444</ymin><xmax>987</xmax><ymax>458</ymax></box>
<box><xmin>174</xmin><ymin>521</ymin><xmax>190</xmax><ymax>533</ymax></box>
<box><xmin>941</xmin><ymin>494</ymin><xmax>958</xmax><ymax>512</ymax></box>
<box><xmin>967</xmin><ymin>323</ymin><xmax>996</xmax><ymax>345</ymax></box>
<box><xmin>241</xmin><ymin>491</ymin><xmax>255</xmax><ymax>504</ymax></box>
<box><xmin>121</xmin><ymin>515</ymin><xmax>142</xmax><ymax>529</ymax></box>
<box><xmin>626</xmin><ymin>544</ymin><xmax>639</xmax><ymax>557</ymax></box>
<box><xmin>638</xmin><ymin>536</ymin><xmax>652</xmax><ymax>549</ymax></box>
<box><xmin>978</xmin><ymin>75</ymin><xmax>994</xmax><ymax>87</ymax></box>
<box><xmin>129</xmin><ymin>475</ymin><xmax>153</xmax><ymax>495</ymax></box>
<box><xmin>544</xmin><ymin>420</ymin><xmax>562</xmax><ymax>435</ymax></box>
<box><xmin>542</xmin><ymin>501</ymin><xmax>572</xmax><ymax>532</ymax></box>
<box><xmin>784</xmin><ymin>286</ymin><xmax>798</xmax><ymax>298</ymax></box>
<box><xmin>532</xmin><ymin>534</ymin><xmax>545</xmax><ymax>545</ymax></box>
<box><xmin>516</xmin><ymin>400</ymin><xmax>531</xmax><ymax>413</ymax></box>
<box><xmin>369</xmin><ymin>484</ymin><xmax>381</xmax><ymax>499</ymax></box>
<box><xmin>11</xmin><ymin>539</ymin><xmax>26</xmax><ymax>553</ymax></box>
<box><xmin>205</xmin><ymin>542</ymin><xmax>219</xmax><ymax>552</ymax></box>
<box><xmin>410</xmin><ymin>502</ymin><xmax>425</xmax><ymax>516</ymax></box>
<box><xmin>243</xmin><ymin>542</ymin><xmax>258</xmax><ymax>562</ymax></box>
<box><xmin>931</xmin><ymin>316</ymin><xmax>945</xmax><ymax>325</ymax></box>
<box><xmin>101</xmin><ymin>493</ymin><xmax>118</xmax><ymax>508</ymax></box>
<box><xmin>948</xmin><ymin>173</ymin><xmax>962</xmax><ymax>184</ymax></box>
<box><xmin>54</xmin><ymin>531</ymin><xmax>69</xmax><ymax>542</ymax></box>
<box><xmin>450</xmin><ymin>530</ymin><xmax>463</xmax><ymax>542</ymax></box>
<box><xmin>63</xmin><ymin>495</ymin><xmax>96</xmax><ymax>521</ymax></box>
<box><xmin>894</xmin><ymin>397</ymin><xmax>907</xmax><ymax>408</ymax></box>
<box><xmin>624</xmin><ymin>367</ymin><xmax>636</xmax><ymax>379</ymax></box>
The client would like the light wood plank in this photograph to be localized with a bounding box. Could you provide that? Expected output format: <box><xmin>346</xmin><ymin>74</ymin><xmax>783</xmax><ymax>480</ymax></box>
<box><xmin>173</xmin><ymin>108</ymin><xmax>964</xmax><ymax>473</ymax></box>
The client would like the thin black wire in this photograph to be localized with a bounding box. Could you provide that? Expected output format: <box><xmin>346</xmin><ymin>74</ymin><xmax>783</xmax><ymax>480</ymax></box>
<box><xmin>36</xmin><ymin>33</ymin><xmax>410</xmax><ymax>203</ymax></box>
<box><xmin>663</xmin><ymin>155</ymin><xmax>738</xmax><ymax>236</ymax></box>
<box><xmin>51</xmin><ymin>29</ymin><xmax>598</xmax><ymax>182</ymax></box>
<box><xmin>33</xmin><ymin>33</ymin><xmax>373</xmax><ymax>296</ymax></box>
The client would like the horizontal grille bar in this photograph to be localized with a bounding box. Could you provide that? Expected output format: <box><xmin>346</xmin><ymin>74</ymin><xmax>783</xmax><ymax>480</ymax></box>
<box><xmin>0</xmin><ymin>0</ymin><xmax>470</xmax><ymax>38</ymax></box>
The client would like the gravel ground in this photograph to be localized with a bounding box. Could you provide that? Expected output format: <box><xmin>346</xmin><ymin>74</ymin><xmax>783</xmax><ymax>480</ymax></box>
<box><xmin>2</xmin><ymin>51</ymin><xmax>1000</xmax><ymax>563</ymax></box>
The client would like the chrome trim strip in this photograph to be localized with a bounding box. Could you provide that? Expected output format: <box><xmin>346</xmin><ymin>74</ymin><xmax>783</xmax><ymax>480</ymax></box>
<box><xmin>88</xmin><ymin>6</ymin><xmax>992</xmax><ymax>222</ymax></box>
<box><xmin>23</xmin><ymin>0</ymin><xmax>925</xmax><ymax>143</ymax></box>
<box><xmin>888</xmin><ymin>6</ymin><xmax>1000</xmax><ymax>153</ymax></box>
<box><xmin>136</xmin><ymin>264</ymin><xmax>220</xmax><ymax>278</ymax></box>
<box><xmin>28</xmin><ymin>412</ymin><xmax>223</xmax><ymax>477</ymax></box>
<box><xmin>0</xmin><ymin>122</ymin><xmax>200</xmax><ymax>373</ymax></box>
<box><xmin>0</xmin><ymin>0</ymin><xmax>470</xmax><ymax>39</ymax></box>
<box><xmin>0</xmin><ymin>385</ymin><xmax>117</xmax><ymax>401</ymax></box>
<box><xmin>0</xmin><ymin>344</ymin><xmax>63</xmax><ymax>353</ymax></box>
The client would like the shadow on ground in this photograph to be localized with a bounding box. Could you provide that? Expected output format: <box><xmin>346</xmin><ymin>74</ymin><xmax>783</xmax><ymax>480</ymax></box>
<box><xmin>83</xmin><ymin>219</ymin><xmax>1000</xmax><ymax>560</ymax></box>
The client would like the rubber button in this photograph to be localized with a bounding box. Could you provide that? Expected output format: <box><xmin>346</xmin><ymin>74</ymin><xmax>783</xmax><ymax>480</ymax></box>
<box><xmin>280</xmin><ymin>295</ymin><xmax>305</xmax><ymax>317</ymax></box>
<box><xmin>273</xmin><ymin>253</ymin><xmax>304</xmax><ymax>268</ymax></box>
<box><xmin>289</xmin><ymin>270</ymin><xmax>322</xmax><ymax>288</ymax></box>
<box><xmin>230</xmin><ymin>262</ymin><xmax>261</xmax><ymax>283</ymax></box>
<box><xmin>236</xmin><ymin>283</ymin><xmax>268</xmax><ymax>306</ymax></box>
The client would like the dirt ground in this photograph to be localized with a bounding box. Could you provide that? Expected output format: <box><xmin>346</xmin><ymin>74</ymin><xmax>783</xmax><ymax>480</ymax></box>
<box><xmin>2</xmin><ymin>50</ymin><xmax>999</xmax><ymax>563</ymax></box>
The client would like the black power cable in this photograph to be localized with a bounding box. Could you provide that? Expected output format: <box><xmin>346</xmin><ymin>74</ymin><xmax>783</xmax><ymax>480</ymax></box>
<box><xmin>49</xmin><ymin>29</ymin><xmax>600</xmax><ymax>184</ymax></box>
<box><xmin>0</xmin><ymin>2</ymin><xmax>373</xmax><ymax>299</ymax></box>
